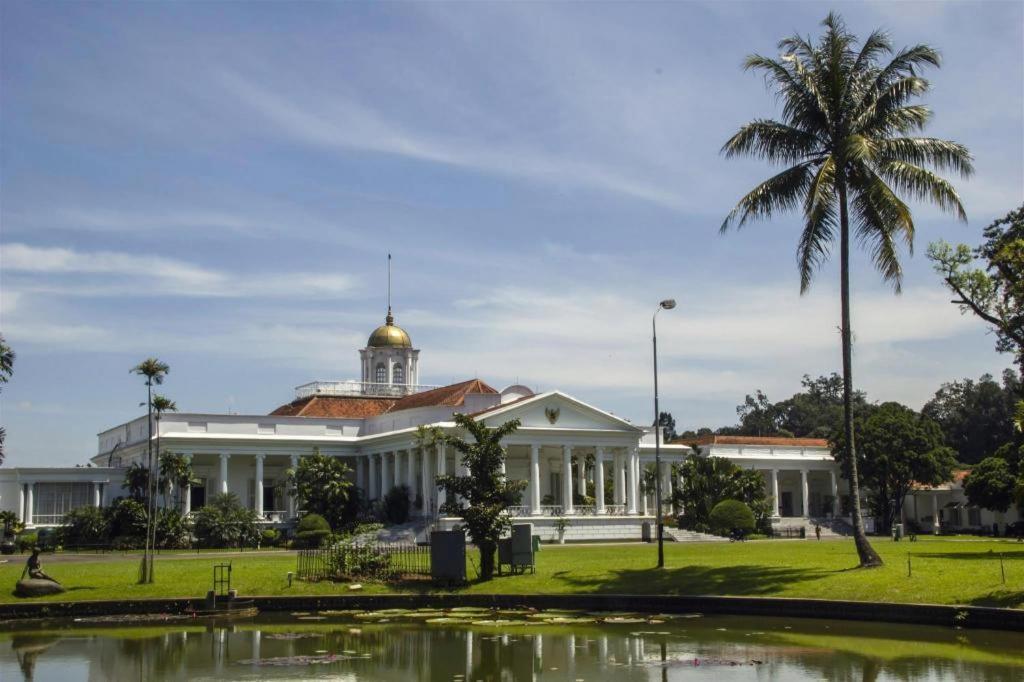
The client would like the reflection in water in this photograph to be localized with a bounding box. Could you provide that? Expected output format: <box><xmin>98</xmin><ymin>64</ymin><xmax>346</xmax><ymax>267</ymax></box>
<box><xmin>0</xmin><ymin>613</ymin><xmax>1022</xmax><ymax>681</ymax></box>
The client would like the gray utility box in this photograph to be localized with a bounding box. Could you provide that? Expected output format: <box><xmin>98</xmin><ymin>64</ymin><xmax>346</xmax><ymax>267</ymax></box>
<box><xmin>430</xmin><ymin>530</ymin><xmax>467</xmax><ymax>584</ymax></box>
<box><xmin>498</xmin><ymin>523</ymin><xmax>536</xmax><ymax>575</ymax></box>
<box><xmin>641</xmin><ymin>521</ymin><xmax>653</xmax><ymax>542</ymax></box>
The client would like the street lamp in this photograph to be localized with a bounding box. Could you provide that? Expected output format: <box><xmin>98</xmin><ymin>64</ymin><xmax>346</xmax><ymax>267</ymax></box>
<box><xmin>653</xmin><ymin>298</ymin><xmax>676</xmax><ymax>568</ymax></box>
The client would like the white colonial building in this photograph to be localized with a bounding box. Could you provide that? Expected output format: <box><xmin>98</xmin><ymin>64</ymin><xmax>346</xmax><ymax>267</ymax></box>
<box><xmin>2</xmin><ymin>306</ymin><xmax>1019</xmax><ymax>540</ymax></box>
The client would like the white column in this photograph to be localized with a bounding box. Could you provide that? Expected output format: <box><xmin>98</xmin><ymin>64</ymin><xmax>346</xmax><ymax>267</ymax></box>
<box><xmin>420</xmin><ymin>447</ymin><xmax>430</xmax><ymax>516</ymax></box>
<box><xmin>595</xmin><ymin>447</ymin><xmax>606</xmax><ymax>514</ymax></box>
<box><xmin>406</xmin><ymin>447</ymin><xmax>416</xmax><ymax>502</ymax></box>
<box><xmin>356</xmin><ymin>457</ymin><xmax>366</xmax><ymax>498</ymax></box>
<box><xmin>577</xmin><ymin>455</ymin><xmax>586</xmax><ymax>496</ymax></box>
<box><xmin>614</xmin><ymin>452</ymin><xmax>624</xmax><ymax>506</ymax></box>
<box><xmin>381</xmin><ymin>452</ymin><xmax>391</xmax><ymax>498</ymax></box>
<box><xmin>25</xmin><ymin>483</ymin><xmax>34</xmax><ymax>526</ymax></box>
<box><xmin>932</xmin><ymin>493</ymin><xmax>940</xmax><ymax>533</ymax></box>
<box><xmin>640</xmin><ymin>464</ymin><xmax>649</xmax><ymax>516</ymax></box>
<box><xmin>662</xmin><ymin>462</ymin><xmax>673</xmax><ymax>514</ymax></box>
<box><xmin>93</xmin><ymin>482</ymin><xmax>102</xmax><ymax>508</ymax></box>
<box><xmin>289</xmin><ymin>454</ymin><xmax>299</xmax><ymax>516</ymax></box>
<box><xmin>219</xmin><ymin>453</ymin><xmax>230</xmax><ymax>494</ymax></box>
<box><xmin>184</xmin><ymin>480</ymin><xmax>192</xmax><ymax>515</ymax></box>
<box><xmin>562</xmin><ymin>446</ymin><xmax>575</xmax><ymax>514</ymax></box>
<box><xmin>829</xmin><ymin>469</ymin><xmax>838</xmax><ymax>515</ymax></box>
<box><xmin>436</xmin><ymin>443</ymin><xmax>447</xmax><ymax>512</ymax></box>
<box><xmin>801</xmin><ymin>469</ymin><xmax>810</xmax><ymax>518</ymax></box>
<box><xmin>18</xmin><ymin>485</ymin><xmax>25</xmax><ymax>523</ymax></box>
<box><xmin>254</xmin><ymin>454</ymin><xmax>265</xmax><ymax>518</ymax></box>
<box><xmin>626</xmin><ymin>448</ymin><xmax>638</xmax><ymax>515</ymax></box>
<box><xmin>370</xmin><ymin>454</ymin><xmax>379</xmax><ymax>501</ymax></box>
<box><xmin>771</xmin><ymin>469</ymin><xmax>780</xmax><ymax>517</ymax></box>
<box><xmin>530</xmin><ymin>444</ymin><xmax>541</xmax><ymax>515</ymax></box>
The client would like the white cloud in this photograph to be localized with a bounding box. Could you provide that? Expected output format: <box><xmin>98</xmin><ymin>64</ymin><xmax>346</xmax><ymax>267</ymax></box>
<box><xmin>1</xmin><ymin>243</ymin><xmax>355</xmax><ymax>299</ymax></box>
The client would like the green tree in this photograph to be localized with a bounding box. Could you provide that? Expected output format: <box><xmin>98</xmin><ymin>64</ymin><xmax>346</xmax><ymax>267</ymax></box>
<box><xmin>124</xmin><ymin>462</ymin><xmax>151</xmax><ymax>502</ymax></box>
<box><xmin>287</xmin><ymin>449</ymin><xmax>353</xmax><ymax>529</ymax></box>
<box><xmin>158</xmin><ymin>452</ymin><xmax>195</xmax><ymax>512</ymax></box>
<box><xmin>658</xmin><ymin>412</ymin><xmax>678</xmax><ymax>443</ymax></box>
<box><xmin>436</xmin><ymin>414</ymin><xmax>526</xmax><ymax>581</ymax></box>
<box><xmin>0</xmin><ymin>510</ymin><xmax>23</xmax><ymax>538</ymax></box>
<box><xmin>674</xmin><ymin>455</ymin><xmax>770</xmax><ymax>533</ymax></box>
<box><xmin>834</xmin><ymin>402</ymin><xmax>956</xmax><ymax>529</ymax></box>
<box><xmin>929</xmin><ymin>205</ymin><xmax>1024</xmax><ymax>372</ymax></box>
<box><xmin>964</xmin><ymin>457</ymin><xmax>1016</xmax><ymax>514</ymax></box>
<box><xmin>922</xmin><ymin>371</ymin><xmax>1020</xmax><ymax>464</ymax></box>
<box><xmin>0</xmin><ymin>334</ymin><xmax>14</xmax><ymax>464</ymax></box>
<box><xmin>131</xmin><ymin>357</ymin><xmax>169</xmax><ymax>583</ymax></box>
<box><xmin>61</xmin><ymin>506</ymin><xmax>110</xmax><ymax>547</ymax></box>
<box><xmin>720</xmin><ymin>14</ymin><xmax>972</xmax><ymax>567</ymax></box>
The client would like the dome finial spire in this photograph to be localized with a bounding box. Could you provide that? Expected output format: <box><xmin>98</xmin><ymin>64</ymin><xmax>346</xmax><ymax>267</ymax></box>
<box><xmin>386</xmin><ymin>253</ymin><xmax>393</xmax><ymax>324</ymax></box>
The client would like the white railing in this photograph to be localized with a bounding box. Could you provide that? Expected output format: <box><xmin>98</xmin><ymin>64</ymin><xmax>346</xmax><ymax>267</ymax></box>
<box><xmin>260</xmin><ymin>510</ymin><xmax>290</xmax><ymax>523</ymax></box>
<box><xmin>504</xmin><ymin>505</ymin><xmax>629</xmax><ymax>517</ymax></box>
<box><xmin>294</xmin><ymin>381</ymin><xmax>440</xmax><ymax>400</ymax></box>
<box><xmin>28</xmin><ymin>514</ymin><xmax>64</xmax><ymax>526</ymax></box>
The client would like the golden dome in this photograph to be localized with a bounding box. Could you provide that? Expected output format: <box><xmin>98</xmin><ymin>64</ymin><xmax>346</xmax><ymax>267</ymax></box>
<box><xmin>367</xmin><ymin>309</ymin><xmax>412</xmax><ymax>348</ymax></box>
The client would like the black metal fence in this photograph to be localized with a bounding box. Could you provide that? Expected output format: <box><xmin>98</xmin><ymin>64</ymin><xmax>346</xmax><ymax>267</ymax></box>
<box><xmin>296</xmin><ymin>541</ymin><xmax>431</xmax><ymax>582</ymax></box>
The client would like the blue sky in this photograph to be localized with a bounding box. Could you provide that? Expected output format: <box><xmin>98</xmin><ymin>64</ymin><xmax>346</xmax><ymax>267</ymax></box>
<box><xmin>1</xmin><ymin>1</ymin><xmax>1021</xmax><ymax>466</ymax></box>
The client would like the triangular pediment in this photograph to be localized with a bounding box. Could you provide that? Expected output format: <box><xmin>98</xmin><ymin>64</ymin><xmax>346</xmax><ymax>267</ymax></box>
<box><xmin>474</xmin><ymin>391</ymin><xmax>640</xmax><ymax>432</ymax></box>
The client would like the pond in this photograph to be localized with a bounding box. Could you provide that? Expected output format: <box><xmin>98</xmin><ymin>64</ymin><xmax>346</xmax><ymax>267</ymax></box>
<box><xmin>1</xmin><ymin>609</ymin><xmax>1022</xmax><ymax>680</ymax></box>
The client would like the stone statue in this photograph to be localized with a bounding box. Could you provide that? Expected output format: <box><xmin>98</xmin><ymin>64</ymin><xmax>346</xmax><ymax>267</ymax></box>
<box><xmin>21</xmin><ymin>548</ymin><xmax>58</xmax><ymax>583</ymax></box>
<box><xmin>15</xmin><ymin>548</ymin><xmax>64</xmax><ymax>597</ymax></box>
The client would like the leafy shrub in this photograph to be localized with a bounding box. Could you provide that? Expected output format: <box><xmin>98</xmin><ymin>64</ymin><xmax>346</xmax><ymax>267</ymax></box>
<box><xmin>17</xmin><ymin>532</ymin><xmax>37</xmax><ymax>552</ymax></box>
<box><xmin>383</xmin><ymin>486</ymin><xmax>411</xmax><ymax>525</ymax></box>
<box><xmin>193</xmin><ymin>493</ymin><xmax>260</xmax><ymax>548</ymax></box>
<box><xmin>295</xmin><ymin>513</ymin><xmax>331</xmax><ymax>548</ymax></box>
<box><xmin>0</xmin><ymin>511</ymin><xmax>23</xmax><ymax>538</ymax></box>
<box><xmin>61</xmin><ymin>506</ymin><xmax>109</xmax><ymax>547</ymax></box>
<box><xmin>260</xmin><ymin>529</ymin><xmax>280</xmax><ymax>547</ymax></box>
<box><xmin>155</xmin><ymin>509</ymin><xmax>192</xmax><ymax>549</ymax></box>
<box><xmin>104</xmin><ymin>497</ymin><xmax>147</xmax><ymax>540</ymax></box>
<box><xmin>708</xmin><ymin>499</ymin><xmax>755</xmax><ymax>537</ymax></box>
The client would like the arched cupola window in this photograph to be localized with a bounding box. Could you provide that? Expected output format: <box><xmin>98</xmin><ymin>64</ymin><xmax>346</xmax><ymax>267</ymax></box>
<box><xmin>375</xmin><ymin>363</ymin><xmax>387</xmax><ymax>384</ymax></box>
<box><xmin>392</xmin><ymin>363</ymin><xmax>405</xmax><ymax>385</ymax></box>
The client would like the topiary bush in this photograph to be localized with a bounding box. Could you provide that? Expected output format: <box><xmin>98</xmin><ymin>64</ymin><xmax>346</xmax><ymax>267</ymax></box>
<box><xmin>193</xmin><ymin>493</ymin><xmax>260</xmax><ymax>548</ymax></box>
<box><xmin>383</xmin><ymin>486</ymin><xmax>411</xmax><ymax>525</ymax></box>
<box><xmin>295</xmin><ymin>513</ymin><xmax>331</xmax><ymax>548</ymax></box>
<box><xmin>260</xmin><ymin>528</ymin><xmax>280</xmax><ymax>548</ymax></box>
<box><xmin>16</xmin><ymin>532</ymin><xmax>38</xmax><ymax>552</ymax></box>
<box><xmin>708</xmin><ymin>499</ymin><xmax>755</xmax><ymax>537</ymax></box>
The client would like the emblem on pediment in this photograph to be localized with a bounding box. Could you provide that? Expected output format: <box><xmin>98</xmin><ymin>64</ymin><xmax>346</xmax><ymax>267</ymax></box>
<box><xmin>545</xmin><ymin>406</ymin><xmax>560</xmax><ymax>424</ymax></box>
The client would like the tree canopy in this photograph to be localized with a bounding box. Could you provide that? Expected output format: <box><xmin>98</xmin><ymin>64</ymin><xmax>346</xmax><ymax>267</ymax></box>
<box><xmin>929</xmin><ymin>205</ymin><xmax>1024</xmax><ymax>373</ymax></box>
<box><xmin>922</xmin><ymin>370</ymin><xmax>1020</xmax><ymax>464</ymax></box>
<box><xmin>833</xmin><ymin>401</ymin><xmax>956</xmax><ymax>529</ymax></box>
<box><xmin>288</xmin><ymin>449</ymin><xmax>353</xmax><ymax>530</ymax></box>
<box><xmin>674</xmin><ymin>455</ymin><xmax>770</xmax><ymax>534</ymax></box>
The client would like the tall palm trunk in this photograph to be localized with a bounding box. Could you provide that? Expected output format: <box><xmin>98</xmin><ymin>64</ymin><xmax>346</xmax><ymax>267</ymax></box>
<box><xmin>140</xmin><ymin>382</ymin><xmax>153</xmax><ymax>583</ymax></box>
<box><xmin>838</xmin><ymin>178</ymin><xmax>883</xmax><ymax>568</ymax></box>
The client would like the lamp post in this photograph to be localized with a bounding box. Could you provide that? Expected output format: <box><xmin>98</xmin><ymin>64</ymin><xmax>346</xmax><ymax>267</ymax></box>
<box><xmin>653</xmin><ymin>298</ymin><xmax>676</xmax><ymax>568</ymax></box>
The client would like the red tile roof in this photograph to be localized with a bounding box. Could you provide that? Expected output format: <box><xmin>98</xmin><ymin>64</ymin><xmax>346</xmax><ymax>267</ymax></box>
<box><xmin>387</xmin><ymin>378</ymin><xmax>498</xmax><ymax>411</ymax></box>
<box><xmin>268</xmin><ymin>379</ymin><xmax>498</xmax><ymax>419</ymax></box>
<box><xmin>270</xmin><ymin>395</ymin><xmax>396</xmax><ymax>418</ymax></box>
<box><xmin>681</xmin><ymin>435</ymin><xmax>831</xmax><ymax>448</ymax></box>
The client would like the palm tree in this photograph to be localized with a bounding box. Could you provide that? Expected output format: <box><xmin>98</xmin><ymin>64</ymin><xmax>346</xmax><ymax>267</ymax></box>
<box><xmin>720</xmin><ymin>13</ymin><xmax>972</xmax><ymax>567</ymax></box>
<box><xmin>131</xmin><ymin>358</ymin><xmax>169</xmax><ymax>583</ymax></box>
<box><xmin>159</xmin><ymin>452</ymin><xmax>194</xmax><ymax>513</ymax></box>
<box><xmin>0</xmin><ymin>334</ymin><xmax>14</xmax><ymax>465</ymax></box>
<box><xmin>151</xmin><ymin>395</ymin><xmax>178</xmax><ymax>507</ymax></box>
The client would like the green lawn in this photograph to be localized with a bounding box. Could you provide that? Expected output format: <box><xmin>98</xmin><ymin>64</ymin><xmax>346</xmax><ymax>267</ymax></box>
<box><xmin>2</xmin><ymin>536</ymin><xmax>1022</xmax><ymax>608</ymax></box>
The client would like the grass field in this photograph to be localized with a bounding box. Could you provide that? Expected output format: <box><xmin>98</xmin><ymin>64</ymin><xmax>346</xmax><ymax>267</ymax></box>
<box><xmin>1</xmin><ymin>536</ymin><xmax>1021</xmax><ymax>608</ymax></box>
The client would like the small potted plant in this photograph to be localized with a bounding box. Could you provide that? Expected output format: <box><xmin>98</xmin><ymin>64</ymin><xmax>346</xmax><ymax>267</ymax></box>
<box><xmin>554</xmin><ymin>513</ymin><xmax>570</xmax><ymax>544</ymax></box>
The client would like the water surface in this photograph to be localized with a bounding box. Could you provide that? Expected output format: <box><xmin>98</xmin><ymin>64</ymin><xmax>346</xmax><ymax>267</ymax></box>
<box><xmin>1</xmin><ymin>609</ymin><xmax>1021</xmax><ymax>680</ymax></box>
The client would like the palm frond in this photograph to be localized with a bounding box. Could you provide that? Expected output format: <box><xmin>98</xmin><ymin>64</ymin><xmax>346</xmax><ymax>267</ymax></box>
<box><xmin>743</xmin><ymin>55</ymin><xmax>829</xmax><ymax>132</ymax></box>
<box><xmin>848</xmin><ymin>167</ymin><xmax>916</xmax><ymax>290</ymax></box>
<box><xmin>721</xmin><ymin>162</ymin><xmax>815</xmax><ymax>233</ymax></box>
<box><xmin>798</xmin><ymin>158</ymin><xmax>838</xmax><ymax>292</ymax></box>
<box><xmin>721</xmin><ymin>119</ymin><xmax>822</xmax><ymax>162</ymax></box>
<box><xmin>877</xmin><ymin>160</ymin><xmax>968</xmax><ymax>221</ymax></box>
<box><xmin>877</xmin><ymin>137</ymin><xmax>974</xmax><ymax>177</ymax></box>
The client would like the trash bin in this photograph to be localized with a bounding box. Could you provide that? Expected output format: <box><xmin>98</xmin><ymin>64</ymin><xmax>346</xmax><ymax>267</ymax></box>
<box><xmin>641</xmin><ymin>522</ymin><xmax>652</xmax><ymax>543</ymax></box>
<box><xmin>532</xmin><ymin>535</ymin><xmax>541</xmax><ymax>553</ymax></box>
<box><xmin>892</xmin><ymin>523</ymin><xmax>903</xmax><ymax>541</ymax></box>
<box><xmin>799</xmin><ymin>526</ymin><xmax>806</xmax><ymax>539</ymax></box>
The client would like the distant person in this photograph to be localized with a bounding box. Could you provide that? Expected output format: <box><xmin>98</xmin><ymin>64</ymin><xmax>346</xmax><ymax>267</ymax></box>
<box><xmin>814</xmin><ymin>524</ymin><xmax>822</xmax><ymax>541</ymax></box>
<box><xmin>20</xmin><ymin>548</ymin><xmax>58</xmax><ymax>584</ymax></box>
